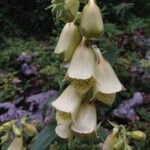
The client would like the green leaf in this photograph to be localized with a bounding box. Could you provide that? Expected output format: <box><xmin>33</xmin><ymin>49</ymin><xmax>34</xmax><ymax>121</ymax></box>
<box><xmin>30</xmin><ymin>122</ymin><xmax>57</xmax><ymax>150</ymax></box>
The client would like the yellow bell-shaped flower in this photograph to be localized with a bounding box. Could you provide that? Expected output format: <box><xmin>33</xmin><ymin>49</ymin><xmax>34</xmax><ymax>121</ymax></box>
<box><xmin>52</xmin><ymin>85</ymin><xmax>82</xmax><ymax>122</ymax></box>
<box><xmin>80</xmin><ymin>0</ymin><xmax>104</xmax><ymax>39</ymax></box>
<box><xmin>94</xmin><ymin>48</ymin><xmax>123</xmax><ymax>94</ymax></box>
<box><xmin>71</xmin><ymin>101</ymin><xmax>97</xmax><ymax>135</ymax></box>
<box><xmin>66</xmin><ymin>38</ymin><xmax>95</xmax><ymax>93</ymax></box>
<box><xmin>54</xmin><ymin>22</ymin><xmax>81</xmax><ymax>61</ymax></box>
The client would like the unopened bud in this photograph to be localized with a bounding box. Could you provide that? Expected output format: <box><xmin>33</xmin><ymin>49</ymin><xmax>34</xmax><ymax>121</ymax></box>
<box><xmin>80</xmin><ymin>0</ymin><xmax>104</xmax><ymax>39</ymax></box>
<box><xmin>0</xmin><ymin>126</ymin><xmax>5</xmax><ymax>132</ymax></box>
<box><xmin>129</xmin><ymin>131</ymin><xmax>146</xmax><ymax>140</ymax></box>
<box><xmin>23</xmin><ymin>123</ymin><xmax>37</xmax><ymax>137</ymax></box>
<box><xmin>2</xmin><ymin>120</ymin><xmax>15</xmax><ymax>129</ymax></box>
<box><xmin>12</xmin><ymin>125</ymin><xmax>22</xmax><ymax>137</ymax></box>
<box><xmin>113</xmin><ymin>139</ymin><xmax>124</xmax><ymax>150</ymax></box>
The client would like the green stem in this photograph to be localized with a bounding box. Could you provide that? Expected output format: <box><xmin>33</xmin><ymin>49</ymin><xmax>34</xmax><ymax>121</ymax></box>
<box><xmin>89</xmin><ymin>137</ymin><xmax>93</xmax><ymax>150</ymax></box>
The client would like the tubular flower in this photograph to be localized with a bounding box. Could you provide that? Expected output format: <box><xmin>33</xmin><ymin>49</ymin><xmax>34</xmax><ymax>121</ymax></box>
<box><xmin>8</xmin><ymin>137</ymin><xmax>23</xmax><ymax>150</ymax></box>
<box><xmin>92</xmin><ymin>48</ymin><xmax>123</xmax><ymax>105</ymax></box>
<box><xmin>52</xmin><ymin>85</ymin><xmax>83</xmax><ymax>122</ymax></box>
<box><xmin>71</xmin><ymin>101</ymin><xmax>97</xmax><ymax>135</ymax></box>
<box><xmin>66</xmin><ymin>38</ymin><xmax>95</xmax><ymax>93</ymax></box>
<box><xmin>80</xmin><ymin>0</ymin><xmax>104</xmax><ymax>39</ymax></box>
<box><xmin>54</xmin><ymin>22</ymin><xmax>81</xmax><ymax>61</ymax></box>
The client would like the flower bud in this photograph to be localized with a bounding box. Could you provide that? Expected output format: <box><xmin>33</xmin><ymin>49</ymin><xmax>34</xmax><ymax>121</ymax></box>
<box><xmin>129</xmin><ymin>131</ymin><xmax>146</xmax><ymax>140</ymax></box>
<box><xmin>0</xmin><ymin>126</ymin><xmax>5</xmax><ymax>132</ymax></box>
<box><xmin>102</xmin><ymin>133</ymin><xmax>118</xmax><ymax>150</ymax></box>
<box><xmin>113</xmin><ymin>138</ymin><xmax>124</xmax><ymax>150</ymax></box>
<box><xmin>2</xmin><ymin>120</ymin><xmax>15</xmax><ymax>130</ymax></box>
<box><xmin>12</xmin><ymin>125</ymin><xmax>22</xmax><ymax>137</ymax></box>
<box><xmin>23</xmin><ymin>123</ymin><xmax>37</xmax><ymax>137</ymax></box>
<box><xmin>54</xmin><ymin>22</ymin><xmax>81</xmax><ymax>61</ymax></box>
<box><xmin>65</xmin><ymin>0</ymin><xmax>79</xmax><ymax>19</ymax></box>
<box><xmin>8</xmin><ymin>137</ymin><xmax>23</xmax><ymax>150</ymax></box>
<box><xmin>80</xmin><ymin>0</ymin><xmax>104</xmax><ymax>39</ymax></box>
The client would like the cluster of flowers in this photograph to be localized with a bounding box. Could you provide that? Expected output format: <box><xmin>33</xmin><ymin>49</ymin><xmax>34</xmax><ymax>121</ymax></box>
<box><xmin>0</xmin><ymin>118</ymin><xmax>37</xmax><ymax>149</ymax></box>
<box><xmin>52</xmin><ymin>0</ymin><xmax>123</xmax><ymax>139</ymax></box>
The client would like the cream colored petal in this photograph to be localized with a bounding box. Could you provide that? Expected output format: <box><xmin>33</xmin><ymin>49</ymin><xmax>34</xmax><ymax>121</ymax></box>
<box><xmin>102</xmin><ymin>133</ymin><xmax>118</xmax><ymax>150</ymax></box>
<box><xmin>67</xmin><ymin>41</ymin><xmax>95</xmax><ymax>80</ymax></box>
<box><xmin>94</xmin><ymin>48</ymin><xmax>123</xmax><ymax>94</ymax></box>
<box><xmin>52</xmin><ymin>85</ymin><xmax>82</xmax><ymax>122</ymax></box>
<box><xmin>8</xmin><ymin>137</ymin><xmax>23</xmax><ymax>150</ymax></box>
<box><xmin>71</xmin><ymin>101</ymin><xmax>97</xmax><ymax>134</ymax></box>
<box><xmin>54</xmin><ymin>22</ymin><xmax>81</xmax><ymax>61</ymax></box>
<box><xmin>56</xmin><ymin>111</ymin><xmax>72</xmax><ymax>125</ymax></box>
<box><xmin>55</xmin><ymin>122</ymin><xmax>71</xmax><ymax>139</ymax></box>
<box><xmin>94</xmin><ymin>89</ymin><xmax>116</xmax><ymax>106</ymax></box>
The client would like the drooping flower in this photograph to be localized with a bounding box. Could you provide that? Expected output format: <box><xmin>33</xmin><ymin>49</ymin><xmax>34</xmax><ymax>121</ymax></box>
<box><xmin>93</xmin><ymin>48</ymin><xmax>123</xmax><ymax>105</ymax></box>
<box><xmin>54</xmin><ymin>22</ymin><xmax>81</xmax><ymax>61</ymax></box>
<box><xmin>71</xmin><ymin>101</ymin><xmax>97</xmax><ymax>135</ymax></box>
<box><xmin>66</xmin><ymin>38</ymin><xmax>95</xmax><ymax>93</ymax></box>
<box><xmin>80</xmin><ymin>0</ymin><xmax>104</xmax><ymax>39</ymax></box>
<box><xmin>52</xmin><ymin>85</ymin><xmax>83</xmax><ymax>122</ymax></box>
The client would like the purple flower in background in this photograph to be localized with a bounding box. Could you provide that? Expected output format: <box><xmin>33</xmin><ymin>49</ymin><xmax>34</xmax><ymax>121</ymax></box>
<box><xmin>113</xmin><ymin>92</ymin><xmax>144</xmax><ymax>121</ymax></box>
<box><xmin>0</xmin><ymin>102</ymin><xmax>16</xmax><ymax>122</ymax></box>
<box><xmin>0</xmin><ymin>90</ymin><xmax>58</xmax><ymax>124</ymax></box>
<box><xmin>26</xmin><ymin>90</ymin><xmax>58</xmax><ymax>110</ymax></box>
<box><xmin>21</xmin><ymin>63</ymin><xmax>38</xmax><ymax>76</ymax></box>
<box><xmin>17</xmin><ymin>52</ymin><xmax>32</xmax><ymax>63</ymax></box>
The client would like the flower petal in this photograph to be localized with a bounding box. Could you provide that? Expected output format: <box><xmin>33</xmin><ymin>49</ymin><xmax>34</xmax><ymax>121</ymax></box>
<box><xmin>67</xmin><ymin>39</ymin><xmax>95</xmax><ymax>80</ymax></box>
<box><xmin>71</xmin><ymin>101</ymin><xmax>97</xmax><ymax>134</ymax></box>
<box><xmin>55</xmin><ymin>122</ymin><xmax>72</xmax><ymax>139</ymax></box>
<box><xmin>52</xmin><ymin>85</ymin><xmax>82</xmax><ymax>122</ymax></box>
<box><xmin>54</xmin><ymin>22</ymin><xmax>81</xmax><ymax>61</ymax></box>
<box><xmin>56</xmin><ymin>111</ymin><xmax>72</xmax><ymax>125</ymax></box>
<box><xmin>94</xmin><ymin>48</ymin><xmax>123</xmax><ymax>94</ymax></box>
<box><xmin>8</xmin><ymin>137</ymin><xmax>23</xmax><ymax>150</ymax></box>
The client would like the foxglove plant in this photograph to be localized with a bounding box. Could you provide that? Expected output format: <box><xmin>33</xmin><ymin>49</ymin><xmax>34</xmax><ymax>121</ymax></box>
<box><xmin>51</xmin><ymin>0</ymin><xmax>123</xmax><ymax>137</ymax></box>
<box><xmin>51</xmin><ymin>0</ymin><xmax>146</xmax><ymax>149</ymax></box>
